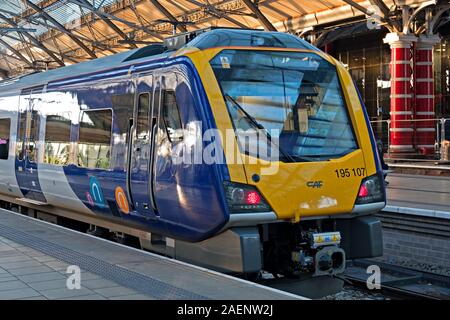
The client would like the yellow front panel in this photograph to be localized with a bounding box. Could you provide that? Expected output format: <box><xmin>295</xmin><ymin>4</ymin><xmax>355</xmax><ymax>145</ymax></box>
<box><xmin>335</xmin><ymin>58</ymin><xmax>378</xmax><ymax>177</ymax></box>
<box><xmin>184</xmin><ymin>48</ymin><xmax>248</xmax><ymax>184</ymax></box>
<box><xmin>242</xmin><ymin>151</ymin><xmax>366</xmax><ymax>220</ymax></box>
<box><xmin>183</xmin><ymin>47</ymin><xmax>377</xmax><ymax>221</ymax></box>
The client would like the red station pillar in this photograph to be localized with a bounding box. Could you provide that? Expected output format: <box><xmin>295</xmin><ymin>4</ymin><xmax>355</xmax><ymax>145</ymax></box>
<box><xmin>383</xmin><ymin>33</ymin><xmax>417</xmax><ymax>154</ymax></box>
<box><xmin>414</xmin><ymin>34</ymin><xmax>440</xmax><ymax>155</ymax></box>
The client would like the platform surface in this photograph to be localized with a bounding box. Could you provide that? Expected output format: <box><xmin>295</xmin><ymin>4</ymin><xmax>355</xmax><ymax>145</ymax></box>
<box><xmin>385</xmin><ymin>173</ymin><xmax>450</xmax><ymax>219</ymax></box>
<box><xmin>0</xmin><ymin>209</ymin><xmax>304</xmax><ymax>300</ymax></box>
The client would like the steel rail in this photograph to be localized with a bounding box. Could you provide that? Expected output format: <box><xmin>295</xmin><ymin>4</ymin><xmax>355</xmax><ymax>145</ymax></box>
<box><xmin>343</xmin><ymin>259</ymin><xmax>450</xmax><ymax>300</ymax></box>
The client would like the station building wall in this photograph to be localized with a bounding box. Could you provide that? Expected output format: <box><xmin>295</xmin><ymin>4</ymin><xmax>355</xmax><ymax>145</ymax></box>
<box><xmin>328</xmin><ymin>29</ymin><xmax>450</xmax><ymax>120</ymax></box>
<box><xmin>326</xmin><ymin>27</ymin><xmax>450</xmax><ymax>149</ymax></box>
<box><xmin>331</xmin><ymin>31</ymin><xmax>391</xmax><ymax>121</ymax></box>
<box><xmin>435</xmin><ymin>36</ymin><xmax>450</xmax><ymax>118</ymax></box>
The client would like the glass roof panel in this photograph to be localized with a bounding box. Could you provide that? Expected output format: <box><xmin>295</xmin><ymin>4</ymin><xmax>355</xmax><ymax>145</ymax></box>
<box><xmin>0</xmin><ymin>0</ymin><xmax>120</xmax><ymax>50</ymax></box>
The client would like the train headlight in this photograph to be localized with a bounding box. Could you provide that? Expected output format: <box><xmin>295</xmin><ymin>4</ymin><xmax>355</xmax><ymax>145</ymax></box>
<box><xmin>356</xmin><ymin>174</ymin><xmax>385</xmax><ymax>204</ymax></box>
<box><xmin>223</xmin><ymin>181</ymin><xmax>271</xmax><ymax>213</ymax></box>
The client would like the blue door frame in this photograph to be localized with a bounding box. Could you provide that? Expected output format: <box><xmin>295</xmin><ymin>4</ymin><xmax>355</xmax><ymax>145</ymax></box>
<box><xmin>15</xmin><ymin>88</ymin><xmax>46</xmax><ymax>203</ymax></box>
<box><xmin>128</xmin><ymin>74</ymin><xmax>159</xmax><ymax>218</ymax></box>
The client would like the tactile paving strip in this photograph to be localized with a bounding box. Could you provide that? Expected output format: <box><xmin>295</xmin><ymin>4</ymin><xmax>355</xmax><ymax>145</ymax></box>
<box><xmin>0</xmin><ymin>222</ymin><xmax>208</xmax><ymax>300</ymax></box>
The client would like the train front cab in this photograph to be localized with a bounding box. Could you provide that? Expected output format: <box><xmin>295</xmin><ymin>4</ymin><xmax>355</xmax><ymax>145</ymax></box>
<box><xmin>174</xmin><ymin>32</ymin><xmax>385</xmax><ymax>278</ymax></box>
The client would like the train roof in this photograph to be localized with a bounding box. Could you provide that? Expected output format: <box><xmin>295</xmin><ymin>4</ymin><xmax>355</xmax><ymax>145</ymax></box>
<box><xmin>0</xmin><ymin>47</ymin><xmax>171</xmax><ymax>95</ymax></box>
<box><xmin>0</xmin><ymin>28</ymin><xmax>318</xmax><ymax>95</ymax></box>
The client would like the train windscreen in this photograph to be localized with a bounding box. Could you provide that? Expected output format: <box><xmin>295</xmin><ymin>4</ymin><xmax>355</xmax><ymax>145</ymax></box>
<box><xmin>210</xmin><ymin>49</ymin><xmax>358</xmax><ymax>162</ymax></box>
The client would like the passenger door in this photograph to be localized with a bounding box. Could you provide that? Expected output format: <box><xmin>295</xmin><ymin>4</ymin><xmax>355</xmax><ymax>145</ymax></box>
<box><xmin>129</xmin><ymin>74</ymin><xmax>158</xmax><ymax>217</ymax></box>
<box><xmin>152</xmin><ymin>74</ymin><xmax>184</xmax><ymax>224</ymax></box>
<box><xmin>15</xmin><ymin>88</ymin><xmax>46</xmax><ymax>203</ymax></box>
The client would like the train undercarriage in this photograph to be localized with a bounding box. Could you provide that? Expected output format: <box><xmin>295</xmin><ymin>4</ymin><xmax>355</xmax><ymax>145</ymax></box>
<box><xmin>0</xmin><ymin>195</ymin><xmax>383</xmax><ymax>297</ymax></box>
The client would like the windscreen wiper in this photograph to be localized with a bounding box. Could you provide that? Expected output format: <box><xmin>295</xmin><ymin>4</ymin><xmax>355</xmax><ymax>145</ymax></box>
<box><xmin>225</xmin><ymin>94</ymin><xmax>264</xmax><ymax>130</ymax></box>
<box><xmin>224</xmin><ymin>94</ymin><xmax>299</xmax><ymax>163</ymax></box>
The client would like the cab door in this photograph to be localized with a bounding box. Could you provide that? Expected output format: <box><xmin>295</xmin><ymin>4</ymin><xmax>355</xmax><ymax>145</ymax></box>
<box><xmin>152</xmin><ymin>74</ymin><xmax>184</xmax><ymax>224</ymax></box>
<box><xmin>15</xmin><ymin>87</ymin><xmax>46</xmax><ymax>203</ymax></box>
<box><xmin>129</xmin><ymin>74</ymin><xmax>158</xmax><ymax>217</ymax></box>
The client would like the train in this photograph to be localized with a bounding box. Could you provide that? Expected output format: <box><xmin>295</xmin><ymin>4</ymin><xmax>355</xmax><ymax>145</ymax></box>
<box><xmin>0</xmin><ymin>28</ymin><xmax>385</xmax><ymax>280</ymax></box>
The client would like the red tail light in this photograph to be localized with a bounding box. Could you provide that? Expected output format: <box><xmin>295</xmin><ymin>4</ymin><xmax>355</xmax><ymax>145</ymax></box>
<box><xmin>358</xmin><ymin>184</ymin><xmax>369</xmax><ymax>197</ymax></box>
<box><xmin>356</xmin><ymin>174</ymin><xmax>385</xmax><ymax>204</ymax></box>
<box><xmin>246</xmin><ymin>191</ymin><xmax>261</xmax><ymax>205</ymax></box>
<box><xmin>224</xmin><ymin>181</ymin><xmax>271</xmax><ymax>213</ymax></box>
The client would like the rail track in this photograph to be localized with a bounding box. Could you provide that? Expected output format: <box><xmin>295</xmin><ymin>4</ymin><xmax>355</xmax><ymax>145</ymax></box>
<box><xmin>342</xmin><ymin>259</ymin><xmax>450</xmax><ymax>300</ymax></box>
<box><xmin>256</xmin><ymin>258</ymin><xmax>450</xmax><ymax>300</ymax></box>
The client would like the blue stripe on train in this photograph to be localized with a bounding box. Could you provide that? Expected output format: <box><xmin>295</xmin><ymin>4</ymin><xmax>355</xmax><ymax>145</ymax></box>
<box><xmin>353</xmin><ymin>82</ymin><xmax>382</xmax><ymax>173</ymax></box>
<box><xmin>58</xmin><ymin>58</ymin><xmax>230</xmax><ymax>242</ymax></box>
<box><xmin>15</xmin><ymin>158</ymin><xmax>47</xmax><ymax>203</ymax></box>
<box><xmin>353</xmin><ymin>82</ymin><xmax>387</xmax><ymax>201</ymax></box>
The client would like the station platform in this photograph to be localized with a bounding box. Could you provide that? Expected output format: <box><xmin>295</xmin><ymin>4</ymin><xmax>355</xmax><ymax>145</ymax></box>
<box><xmin>384</xmin><ymin>173</ymin><xmax>450</xmax><ymax>219</ymax></box>
<box><xmin>378</xmin><ymin>173</ymin><xmax>450</xmax><ymax>272</ymax></box>
<box><xmin>0</xmin><ymin>209</ymin><xmax>304</xmax><ymax>300</ymax></box>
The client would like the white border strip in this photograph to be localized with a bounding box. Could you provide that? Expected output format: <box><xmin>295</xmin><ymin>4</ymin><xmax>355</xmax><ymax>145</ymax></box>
<box><xmin>389</xmin><ymin>144</ymin><xmax>414</xmax><ymax>149</ymax></box>
<box><xmin>391</xmin><ymin>77</ymin><xmax>411</xmax><ymax>81</ymax></box>
<box><xmin>415</xmin><ymin>78</ymin><xmax>433</xmax><ymax>83</ymax></box>
<box><xmin>391</xmin><ymin>60</ymin><xmax>410</xmax><ymax>64</ymax></box>
<box><xmin>416</xmin><ymin>144</ymin><xmax>435</xmax><ymax>148</ymax></box>
<box><xmin>390</xmin><ymin>94</ymin><xmax>412</xmax><ymax>98</ymax></box>
<box><xmin>416</xmin><ymin>127</ymin><xmax>435</xmax><ymax>132</ymax></box>
<box><xmin>389</xmin><ymin>128</ymin><xmax>413</xmax><ymax>132</ymax></box>
<box><xmin>390</xmin><ymin>111</ymin><xmax>412</xmax><ymax>115</ymax></box>
<box><xmin>383</xmin><ymin>205</ymin><xmax>450</xmax><ymax>220</ymax></box>
<box><xmin>387</xmin><ymin>163</ymin><xmax>450</xmax><ymax>171</ymax></box>
<box><xmin>0</xmin><ymin>209</ymin><xmax>308</xmax><ymax>300</ymax></box>
<box><xmin>416</xmin><ymin>111</ymin><xmax>435</xmax><ymax>116</ymax></box>
<box><xmin>416</xmin><ymin>62</ymin><xmax>433</xmax><ymax>66</ymax></box>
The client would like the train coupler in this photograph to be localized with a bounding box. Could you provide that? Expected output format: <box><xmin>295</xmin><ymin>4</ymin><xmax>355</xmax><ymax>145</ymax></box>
<box><xmin>291</xmin><ymin>231</ymin><xmax>346</xmax><ymax>276</ymax></box>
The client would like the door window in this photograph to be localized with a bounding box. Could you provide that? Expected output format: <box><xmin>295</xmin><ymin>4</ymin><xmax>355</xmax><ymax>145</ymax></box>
<box><xmin>136</xmin><ymin>93</ymin><xmax>150</xmax><ymax>140</ymax></box>
<box><xmin>161</xmin><ymin>90</ymin><xmax>183</xmax><ymax>143</ymax></box>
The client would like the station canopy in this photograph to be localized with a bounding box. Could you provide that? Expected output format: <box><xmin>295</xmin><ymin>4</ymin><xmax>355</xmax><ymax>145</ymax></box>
<box><xmin>0</xmin><ymin>0</ymin><xmax>441</xmax><ymax>77</ymax></box>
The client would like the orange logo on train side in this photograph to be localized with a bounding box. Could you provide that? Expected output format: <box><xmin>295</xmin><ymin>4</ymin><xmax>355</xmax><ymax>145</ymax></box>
<box><xmin>115</xmin><ymin>186</ymin><xmax>129</xmax><ymax>214</ymax></box>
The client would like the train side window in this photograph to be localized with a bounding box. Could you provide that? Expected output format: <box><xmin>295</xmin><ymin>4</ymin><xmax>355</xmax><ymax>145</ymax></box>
<box><xmin>0</xmin><ymin>118</ymin><xmax>11</xmax><ymax>160</ymax></box>
<box><xmin>44</xmin><ymin>113</ymin><xmax>71</xmax><ymax>165</ymax></box>
<box><xmin>162</xmin><ymin>90</ymin><xmax>182</xmax><ymax>143</ymax></box>
<box><xmin>136</xmin><ymin>93</ymin><xmax>150</xmax><ymax>140</ymax></box>
<box><xmin>77</xmin><ymin>109</ymin><xmax>112</xmax><ymax>170</ymax></box>
<box><xmin>111</xmin><ymin>93</ymin><xmax>134</xmax><ymax>143</ymax></box>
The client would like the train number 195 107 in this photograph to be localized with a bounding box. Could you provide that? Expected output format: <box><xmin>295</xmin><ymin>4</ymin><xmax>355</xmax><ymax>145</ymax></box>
<box><xmin>334</xmin><ymin>167</ymin><xmax>365</xmax><ymax>178</ymax></box>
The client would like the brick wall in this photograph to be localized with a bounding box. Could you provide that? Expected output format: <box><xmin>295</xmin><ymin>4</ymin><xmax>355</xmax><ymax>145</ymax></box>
<box><xmin>381</xmin><ymin>229</ymin><xmax>450</xmax><ymax>272</ymax></box>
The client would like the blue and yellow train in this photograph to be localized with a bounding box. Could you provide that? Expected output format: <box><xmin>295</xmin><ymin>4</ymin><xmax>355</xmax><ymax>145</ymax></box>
<box><xmin>0</xmin><ymin>29</ymin><xmax>385</xmax><ymax>278</ymax></box>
